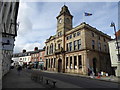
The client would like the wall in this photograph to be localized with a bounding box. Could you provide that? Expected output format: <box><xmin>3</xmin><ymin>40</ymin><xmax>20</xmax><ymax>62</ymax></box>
<box><xmin>108</xmin><ymin>40</ymin><xmax>118</xmax><ymax>67</ymax></box>
<box><xmin>0</xmin><ymin>2</ymin><xmax>19</xmax><ymax>76</ymax></box>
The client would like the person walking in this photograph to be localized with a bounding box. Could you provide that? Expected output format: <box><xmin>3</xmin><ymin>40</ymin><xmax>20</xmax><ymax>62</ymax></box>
<box><xmin>17</xmin><ymin>65</ymin><xmax>22</xmax><ymax>75</ymax></box>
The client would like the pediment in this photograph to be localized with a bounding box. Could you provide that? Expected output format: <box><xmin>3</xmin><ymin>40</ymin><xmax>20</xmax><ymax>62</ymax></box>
<box><xmin>57</xmin><ymin>39</ymin><xmax>62</xmax><ymax>42</ymax></box>
<box><xmin>48</xmin><ymin>36</ymin><xmax>53</xmax><ymax>40</ymax></box>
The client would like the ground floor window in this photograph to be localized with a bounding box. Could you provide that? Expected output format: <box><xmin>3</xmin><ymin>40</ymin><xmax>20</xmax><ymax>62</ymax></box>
<box><xmin>46</xmin><ymin>59</ymin><xmax>48</xmax><ymax>69</ymax></box>
<box><xmin>74</xmin><ymin>56</ymin><xmax>77</xmax><ymax>69</ymax></box>
<box><xmin>66</xmin><ymin>57</ymin><xmax>68</xmax><ymax>69</ymax></box>
<box><xmin>49</xmin><ymin>59</ymin><xmax>50</xmax><ymax>68</ymax></box>
<box><xmin>70</xmin><ymin>56</ymin><xmax>72</xmax><ymax>69</ymax></box>
<box><xmin>53</xmin><ymin>58</ymin><xmax>56</xmax><ymax>68</ymax></box>
<box><xmin>78</xmin><ymin>55</ymin><xmax>82</xmax><ymax>69</ymax></box>
<box><xmin>51</xmin><ymin>58</ymin><xmax>53</xmax><ymax>68</ymax></box>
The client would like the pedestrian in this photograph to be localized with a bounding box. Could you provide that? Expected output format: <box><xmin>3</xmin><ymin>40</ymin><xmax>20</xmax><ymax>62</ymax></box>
<box><xmin>101</xmin><ymin>71</ymin><xmax>103</xmax><ymax>76</ymax></box>
<box><xmin>17</xmin><ymin>65</ymin><xmax>22</xmax><ymax>75</ymax></box>
<box><xmin>106</xmin><ymin>73</ymin><xmax>108</xmax><ymax>77</ymax></box>
<box><xmin>88</xmin><ymin>68</ymin><xmax>91</xmax><ymax>76</ymax></box>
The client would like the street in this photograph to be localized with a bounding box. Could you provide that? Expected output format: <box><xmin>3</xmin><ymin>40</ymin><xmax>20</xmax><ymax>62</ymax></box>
<box><xmin>27</xmin><ymin>69</ymin><xmax>119</xmax><ymax>88</ymax></box>
<box><xmin>3</xmin><ymin>68</ymin><xmax>119</xmax><ymax>89</ymax></box>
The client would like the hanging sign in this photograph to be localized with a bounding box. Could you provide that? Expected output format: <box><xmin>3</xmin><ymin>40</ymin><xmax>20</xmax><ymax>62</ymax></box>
<box><xmin>0</xmin><ymin>37</ymin><xmax>14</xmax><ymax>50</ymax></box>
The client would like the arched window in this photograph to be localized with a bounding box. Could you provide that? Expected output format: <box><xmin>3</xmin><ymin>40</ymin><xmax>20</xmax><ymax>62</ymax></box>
<box><xmin>49</xmin><ymin>45</ymin><xmax>51</xmax><ymax>54</ymax></box>
<box><xmin>51</xmin><ymin>43</ymin><xmax>53</xmax><ymax>54</ymax></box>
<box><xmin>46</xmin><ymin>46</ymin><xmax>48</xmax><ymax>55</ymax></box>
<box><xmin>55</xmin><ymin>43</ymin><xmax>56</xmax><ymax>51</ymax></box>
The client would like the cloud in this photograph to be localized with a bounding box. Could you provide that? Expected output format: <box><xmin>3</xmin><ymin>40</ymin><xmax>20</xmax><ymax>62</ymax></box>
<box><xmin>70</xmin><ymin>2</ymin><xmax>118</xmax><ymax>37</ymax></box>
<box><xmin>14</xmin><ymin>2</ymin><xmax>58</xmax><ymax>53</ymax></box>
<box><xmin>14</xmin><ymin>2</ymin><xmax>118</xmax><ymax>53</ymax></box>
<box><xmin>14</xmin><ymin>41</ymin><xmax>44</xmax><ymax>53</ymax></box>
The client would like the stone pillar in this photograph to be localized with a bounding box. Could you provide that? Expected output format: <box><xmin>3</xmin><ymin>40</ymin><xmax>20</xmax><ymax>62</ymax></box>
<box><xmin>83</xmin><ymin>52</ymin><xmax>88</xmax><ymax>75</ymax></box>
<box><xmin>82</xmin><ymin>54</ymin><xmax>85</xmax><ymax>74</ymax></box>
<box><xmin>53</xmin><ymin>58</ymin><xmax>54</xmax><ymax>69</ymax></box>
<box><xmin>52</xmin><ymin>58</ymin><xmax>54</xmax><ymax>69</ymax></box>
<box><xmin>47</xmin><ymin>59</ymin><xmax>49</xmax><ymax>69</ymax></box>
<box><xmin>56</xmin><ymin>58</ymin><xmax>58</xmax><ymax>72</ymax></box>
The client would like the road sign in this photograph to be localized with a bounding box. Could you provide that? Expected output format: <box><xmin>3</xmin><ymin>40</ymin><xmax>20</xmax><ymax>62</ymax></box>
<box><xmin>0</xmin><ymin>37</ymin><xmax>14</xmax><ymax>50</ymax></box>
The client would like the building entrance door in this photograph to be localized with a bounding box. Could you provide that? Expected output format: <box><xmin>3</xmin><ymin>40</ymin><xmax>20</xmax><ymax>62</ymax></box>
<box><xmin>58</xmin><ymin>59</ymin><xmax>62</xmax><ymax>72</ymax></box>
<box><xmin>93</xmin><ymin>58</ymin><xmax>97</xmax><ymax>75</ymax></box>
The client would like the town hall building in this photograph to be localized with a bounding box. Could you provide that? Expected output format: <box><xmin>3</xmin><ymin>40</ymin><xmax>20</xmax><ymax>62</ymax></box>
<box><xmin>45</xmin><ymin>5</ymin><xmax>113</xmax><ymax>75</ymax></box>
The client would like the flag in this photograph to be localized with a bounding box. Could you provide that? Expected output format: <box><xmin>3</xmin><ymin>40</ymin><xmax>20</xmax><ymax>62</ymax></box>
<box><xmin>84</xmin><ymin>12</ymin><xmax>92</xmax><ymax>16</ymax></box>
<box><xmin>110</xmin><ymin>22</ymin><xmax>115</xmax><ymax>27</ymax></box>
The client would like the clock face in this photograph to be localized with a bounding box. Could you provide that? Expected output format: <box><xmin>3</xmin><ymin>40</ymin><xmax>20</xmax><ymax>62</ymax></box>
<box><xmin>65</xmin><ymin>18</ymin><xmax>70</xmax><ymax>23</ymax></box>
<box><xmin>58</xmin><ymin>18</ymin><xmax>62</xmax><ymax>24</ymax></box>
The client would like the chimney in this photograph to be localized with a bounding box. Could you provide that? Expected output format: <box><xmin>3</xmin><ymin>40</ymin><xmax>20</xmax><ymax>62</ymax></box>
<box><xmin>34</xmin><ymin>47</ymin><xmax>38</xmax><ymax>51</ymax></box>
<box><xmin>22</xmin><ymin>49</ymin><xmax>26</xmax><ymax>53</ymax></box>
<box><xmin>115</xmin><ymin>30</ymin><xmax>120</xmax><ymax>39</ymax></box>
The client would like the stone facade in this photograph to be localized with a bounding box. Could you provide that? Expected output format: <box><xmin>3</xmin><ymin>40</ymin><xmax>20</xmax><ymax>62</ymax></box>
<box><xmin>0</xmin><ymin>2</ymin><xmax>19</xmax><ymax>76</ymax></box>
<box><xmin>108</xmin><ymin>40</ymin><xmax>120</xmax><ymax>77</ymax></box>
<box><xmin>45</xmin><ymin>5</ymin><xmax>113</xmax><ymax>75</ymax></box>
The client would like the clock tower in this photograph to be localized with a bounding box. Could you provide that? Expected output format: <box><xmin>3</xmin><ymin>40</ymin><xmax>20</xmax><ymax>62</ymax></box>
<box><xmin>56</xmin><ymin>5</ymin><xmax>73</xmax><ymax>35</ymax></box>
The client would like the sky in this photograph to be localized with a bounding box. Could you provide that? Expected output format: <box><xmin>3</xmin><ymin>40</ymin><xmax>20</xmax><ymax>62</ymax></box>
<box><xmin>13</xmin><ymin>1</ymin><xmax>118</xmax><ymax>53</ymax></box>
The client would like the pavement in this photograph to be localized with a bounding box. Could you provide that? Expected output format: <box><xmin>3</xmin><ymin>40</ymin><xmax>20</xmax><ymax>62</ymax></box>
<box><xmin>0</xmin><ymin>79</ymin><xmax>2</xmax><ymax>90</ymax></box>
<box><xmin>2</xmin><ymin>68</ymin><xmax>45</xmax><ymax>89</ymax></box>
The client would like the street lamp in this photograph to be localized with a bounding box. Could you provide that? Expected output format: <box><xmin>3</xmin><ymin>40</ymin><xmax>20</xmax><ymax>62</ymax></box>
<box><xmin>110</xmin><ymin>22</ymin><xmax>120</xmax><ymax>61</ymax></box>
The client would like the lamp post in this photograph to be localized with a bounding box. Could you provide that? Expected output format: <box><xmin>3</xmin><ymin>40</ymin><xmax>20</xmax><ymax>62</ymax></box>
<box><xmin>110</xmin><ymin>22</ymin><xmax>120</xmax><ymax>61</ymax></box>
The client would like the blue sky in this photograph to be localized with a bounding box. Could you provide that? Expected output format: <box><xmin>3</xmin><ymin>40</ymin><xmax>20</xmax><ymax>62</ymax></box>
<box><xmin>14</xmin><ymin>2</ymin><xmax>118</xmax><ymax>53</ymax></box>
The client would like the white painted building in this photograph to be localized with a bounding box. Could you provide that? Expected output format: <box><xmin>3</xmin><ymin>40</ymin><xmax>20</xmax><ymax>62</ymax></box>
<box><xmin>12</xmin><ymin>51</ymin><xmax>33</xmax><ymax>67</ymax></box>
<box><xmin>11</xmin><ymin>57</ymin><xmax>19</xmax><ymax>66</ymax></box>
<box><xmin>108</xmin><ymin>40</ymin><xmax>120</xmax><ymax>77</ymax></box>
<box><xmin>0</xmin><ymin>1</ymin><xmax>19</xmax><ymax>78</ymax></box>
<box><xmin>19</xmin><ymin>55</ymin><xmax>31</xmax><ymax>66</ymax></box>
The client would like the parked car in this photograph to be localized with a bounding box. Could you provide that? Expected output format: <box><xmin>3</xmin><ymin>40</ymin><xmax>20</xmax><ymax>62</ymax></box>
<box><xmin>10</xmin><ymin>66</ymin><xmax>14</xmax><ymax>69</ymax></box>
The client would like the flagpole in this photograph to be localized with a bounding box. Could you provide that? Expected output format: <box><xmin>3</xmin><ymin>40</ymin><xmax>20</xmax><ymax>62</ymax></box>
<box><xmin>83</xmin><ymin>12</ymin><xmax>85</xmax><ymax>22</ymax></box>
